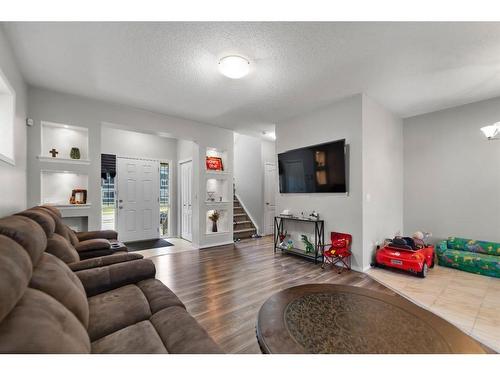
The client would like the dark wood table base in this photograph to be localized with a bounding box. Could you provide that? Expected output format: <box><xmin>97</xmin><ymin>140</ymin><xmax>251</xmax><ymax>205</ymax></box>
<box><xmin>256</xmin><ymin>284</ymin><xmax>488</xmax><ymax>354</ymax></box>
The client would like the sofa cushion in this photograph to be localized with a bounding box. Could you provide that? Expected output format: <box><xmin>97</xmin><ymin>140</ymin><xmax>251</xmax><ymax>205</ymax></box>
<box><xmin>68</xmin><ymin>229</ymin><xmax>79</xmax><ymax>246</ymax></box>
<box><xmin>76</xmin><ymin>238</ymin><xmax>110</xmax><ymax>253</ymax></box>
<box><xmin>137</xmin><ymin>279</ymin><xmax>185</xmax><ymax>313</ymax></box>
<box><xmin>36</xmin><ymin>206</ymin><xmax>70</xmax><ymax>237</ymax></box>
<box><xmin>15</xmin><ymin>209</ymin><xmax>55</xmax><ymax>238</ymax></box>
<box><xmin>69</xmin><ymin>252</ymin><xmax>143</xmax><ymax>272</ymax></box>
<box><xmin>150</xmin><ymin>306</ymin><xmax>222</xmax><ymax>354</ymax></box>
<box><xmin>0</xmin><ymin>235</ymin><xmax>32</xmax><ymax>322</ymax></box>
<box><xmin>438</xmin><ymin>248</ymin><xmax>500</xmax><ymax>278</ymax></box>
<box><xmin>0</xmin><ymin>288</ymin><xmax>90</xmax><ymax>353</ymax></box>
<box><xmin>0</xmin><ymin>216</ymin><xmax>46</xmax><ymax>266</ymax></box>
<box><xmin>91</xmin><ymin>320</ymin><xmax>167</xmax><ymax>354</ymax></box>
<box><xmin>87</xmin><ymin>284</ymin><xmax>151</xmax><ymax>341</ymax></box>
<box><xmin>29</xmin><ymin>253</ymin><xmax>89</xmax><ymax>328</ymax></box>
<box><xmin>464</xmin><ymin>239</ymin><xmax>500</xmax><ymax>256</ymax></box>
<box><xmin>46</xmin><ymin>233</ymin><xmax>80</xmax><ymax>264</ymax></box>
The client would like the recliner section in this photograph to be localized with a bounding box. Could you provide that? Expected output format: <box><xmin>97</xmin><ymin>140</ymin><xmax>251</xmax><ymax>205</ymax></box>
<box><xmin>0</xmin><ymin>211</ymin><xmax>222</xmax><ymax>354</ymax></box>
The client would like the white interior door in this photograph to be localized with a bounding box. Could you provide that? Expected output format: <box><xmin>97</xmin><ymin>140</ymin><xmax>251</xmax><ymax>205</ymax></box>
<box><xmin>180</xmin><ymin>160</ymin><xmax>193</xmax><ymax>242</ymax></box>
<box><xmin>117</xmin><ymin>157</ymin><xmax>159</xmax><ymax>242</ymax></box>
<box><xmin>264</xmin><ymin>163</ymin><xmax>276</xmax><ymax>235</ymax></box>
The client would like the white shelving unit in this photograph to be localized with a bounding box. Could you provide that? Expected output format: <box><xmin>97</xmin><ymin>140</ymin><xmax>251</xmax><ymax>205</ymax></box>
<box><xmin>205</xmin><ymin>208</ymin><xmax>230</xmax><ymax>235</ymax></box>
<box><xmin>39</xmin><ymin>121</ymin><xmax>89</xmax><ymax>161</ymax></box>
<box><xmin>37</xmin><ymin>156</ymin><xmax>91</xmax><ymax>165</ymax></box>
<box><xmin>40</xmin><ymin>170</ymin><xmax>89</xmax><ymax>206</ymax></box>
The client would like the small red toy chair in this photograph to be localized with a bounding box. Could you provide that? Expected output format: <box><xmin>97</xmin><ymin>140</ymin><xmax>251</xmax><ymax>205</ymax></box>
<box><xmin>321</xmin><ymin>232</ymin><xmax>352</xmax><ymax>273</ymax></box>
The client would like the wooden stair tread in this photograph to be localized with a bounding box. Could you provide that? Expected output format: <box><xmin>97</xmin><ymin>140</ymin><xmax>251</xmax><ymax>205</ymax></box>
<box><xmin>234</xmin><ymin>228</ymin><xmax>257</xmax><ymax>234</ymax></box>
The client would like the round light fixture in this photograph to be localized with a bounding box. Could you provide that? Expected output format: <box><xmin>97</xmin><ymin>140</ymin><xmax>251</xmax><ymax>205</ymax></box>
<box><xmin>218</xmin><ymin>55</ymin><xmax>250</xmax><ymax>79</ymax></box>
<box><xmin>480</xmin><ymin>123</ymin><xmax>500</xmax><ymax>140</ymax></box>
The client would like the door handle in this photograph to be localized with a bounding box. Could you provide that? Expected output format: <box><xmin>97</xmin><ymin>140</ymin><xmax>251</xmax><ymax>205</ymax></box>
<box><xmin>119</xmin><ymin>206</ymin><xmax>123</xmax><ymax>209</ymax></box>
<box><xmin>266</xmin><ymin>202</ymin><xmax>270</xmax><ymax>205</ymax></box>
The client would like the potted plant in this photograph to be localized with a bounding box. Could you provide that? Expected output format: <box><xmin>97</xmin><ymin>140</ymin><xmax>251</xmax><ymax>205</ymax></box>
<box><xmin>208</xmin><ymin>210</ymin><xmax>220</xmax><ymax>232</ymax></box>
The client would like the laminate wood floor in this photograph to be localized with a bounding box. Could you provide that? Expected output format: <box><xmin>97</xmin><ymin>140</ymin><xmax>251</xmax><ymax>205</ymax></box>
<box><xmin>147</xmin><ymin>236</ymin><xmax>394</xmax><ymax>354</ymax></box>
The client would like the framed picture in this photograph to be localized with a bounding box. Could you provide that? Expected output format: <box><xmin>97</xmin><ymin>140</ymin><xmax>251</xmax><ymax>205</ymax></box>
<box><xmin>206</xmin><ymin>156</ymin><xmax>224</xmax><ymax>171</ymax></box>
<box><xmin>70</xmin><ymin>189</ymin><xmax>87</xmax><ymax>204</ymax></box>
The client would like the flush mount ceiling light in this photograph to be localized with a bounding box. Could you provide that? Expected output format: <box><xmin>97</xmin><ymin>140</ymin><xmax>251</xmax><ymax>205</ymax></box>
<box><xmin>480</xmin><ymin>123</ymin><xmax>500</xmax><ymax>140</ymax></box>
<box><xmin>218</xmin><ymin>55</ymin><xmax>250</xmax><ymax>79</ymax></box>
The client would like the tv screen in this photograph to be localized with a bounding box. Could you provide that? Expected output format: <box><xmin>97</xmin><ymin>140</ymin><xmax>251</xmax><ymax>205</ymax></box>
<box><xmin>278</xmin><ymin>139</ymin><xmax>347</xmax><ymax>193</ymax></box>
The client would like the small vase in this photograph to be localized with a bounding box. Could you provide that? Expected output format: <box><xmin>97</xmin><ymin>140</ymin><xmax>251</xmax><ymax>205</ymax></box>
<box><xmin>212</xmin><ymin>221</ymin><xmax>218</xmax><ymax>233</ymax></box>
<box><xmin>70</xmin><ymin>147</ymin><xmax>81</xmax><ymax>160</ymax></box>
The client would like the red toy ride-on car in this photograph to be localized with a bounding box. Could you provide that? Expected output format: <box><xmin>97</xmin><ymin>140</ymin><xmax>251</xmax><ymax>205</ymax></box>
<box><xmin>372</xmin><ymin>235</ymin><xmax>435</xmax><ymax>278</ymax></box>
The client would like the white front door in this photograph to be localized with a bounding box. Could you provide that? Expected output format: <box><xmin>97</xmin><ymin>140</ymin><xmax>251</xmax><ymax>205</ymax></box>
<box><xmin>180</xmin><ymin>160</ymin><xmax>193</xmax><ymax>241</ymax></box>
<box><xmin>264</xmin><ymin>162</ymin><xmax>277</xmax><ymax>235</ymax></box>
<box><xmin>116</xmin><ymin>157</ymin><xmax>160</xmax><ymax>242</ymax></box>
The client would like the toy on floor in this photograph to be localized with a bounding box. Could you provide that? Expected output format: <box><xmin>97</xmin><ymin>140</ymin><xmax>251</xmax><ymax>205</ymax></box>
<box><xmin>301</xmin><ymin>235</ymin><xmax>315</xmax><ymax>254</ymax></box>
<box><xmin>372</xmin><ymin>232</ymin><xmax>435</xmax><ymax>278</ymax></box>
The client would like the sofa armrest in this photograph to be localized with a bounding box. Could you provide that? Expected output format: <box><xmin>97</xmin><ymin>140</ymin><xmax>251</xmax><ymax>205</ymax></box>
<box><xmin>75</xmin><ymin>238</ymin><xmax>111</xmax><ymax>253</ymax></box>
<box><xmin>436</xmin><ymin>240</ymin><xmax>448</xmax><ymax>255</ymax></box>
<box><xmin>76</xmin><ymin>259</ymin><xmax>156</xmax><ymax>297</ymax></box>
<box><xmin>68</xmin><ymin>252</ymin><xmax>143</xmax><ymax>272</ymax></box>
<box><xmin>76</xmin><ymin>230</ymin><xmax>118</xmax><ymax>241</ymax></box>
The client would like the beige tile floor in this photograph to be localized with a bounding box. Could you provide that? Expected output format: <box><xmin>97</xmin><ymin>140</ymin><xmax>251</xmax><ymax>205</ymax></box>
<box><xmin>367</xmin><ymin>265</ymin><xmax>500</xmax><ymax>352</ymax></box>
<box><xmin>136</xmin><ymin>237</ymin><xmax>198</xmax><ymax>258</ymax></box>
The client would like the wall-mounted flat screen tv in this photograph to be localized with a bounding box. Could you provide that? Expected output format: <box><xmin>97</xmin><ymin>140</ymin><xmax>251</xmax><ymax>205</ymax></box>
<box><xmin>278</xmin><ymin>139</ymin><xmax>347</xmax><ymax>193</ymax></box>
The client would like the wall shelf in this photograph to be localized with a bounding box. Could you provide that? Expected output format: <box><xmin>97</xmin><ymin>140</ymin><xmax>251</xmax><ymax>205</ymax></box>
<box><xmin>205</xmin><ymin>230</ymin><xmax>230</xmax><ymax>236</ymax></box>
<box><xmin>205</xmin><ymin>201</ymin><xmax>232</xmax><ymax>206</ymax></box>
<box><xmin>40</xmin><ymin>170</ymin><xmax>89</xmax><ymax>207</ymax></box>
<box><xmin>44</xmin><ymin>203</ymin><xmax>92</xmax><ymax>209</ymax></box>
<box><xmin>37</xmin><ymin>156</ymin><xmax>91</xmax><ymax>165</ymax></box>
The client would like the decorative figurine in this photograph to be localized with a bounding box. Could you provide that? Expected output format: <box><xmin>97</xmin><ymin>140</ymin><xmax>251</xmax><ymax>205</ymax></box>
<box><xmin>207</xmin><ymin>191</ymin><xmax>216</xmax><ymax>202</ymax></box>
<box><xmin>278</xmin><ymin>230</ymin><xmax>288</xmax><ymax>248</ymax></box>
<box><xmin>49</xmin><ymin>148</ymin><xmax>59</xmax><ymax>158</ymax></box>
<box><xmin>208</xmin><ymin>210</ymin><xmax>220</xmax><ymax>232</ymax></box>
<box><xmin>287</xmin><ymin>239</ymin><xmax>294</xmax><ymax>250</ymax></box>
<box><xmin>70</xmin><ymin>147</ymin><xmax>81</xmax><ymax>160</ymax></box>
<box><xmin>301</xmin><ymin>234</ymin><xmax>315</xmax><ymax>253</ymax></box>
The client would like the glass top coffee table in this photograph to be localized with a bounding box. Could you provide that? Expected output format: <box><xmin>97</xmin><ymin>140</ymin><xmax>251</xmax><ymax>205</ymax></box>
<box><xmin>256</xmin><ymin>284</ymin><xmax>489</xmax><ymax>354</ymax></box>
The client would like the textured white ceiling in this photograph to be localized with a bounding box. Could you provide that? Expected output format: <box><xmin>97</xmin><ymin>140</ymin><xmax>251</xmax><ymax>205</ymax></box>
<box><xmin>4</xmin><ymin>22</ymin><xmax>500</xmax><ymax>135</ymax></box>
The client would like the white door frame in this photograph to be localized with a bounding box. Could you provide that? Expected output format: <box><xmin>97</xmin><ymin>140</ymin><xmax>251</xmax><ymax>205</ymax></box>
<box><xmin>178</xmin><ymin>158</ymin><xmax>193</xmax><ymax>242</ymax></box>
<box><xmin>263</xmin><ymin>161</ymin><xmax>277</xmax><ymax>236</ymax></box>
<box><xmin>116</xmin><ymin>156</ymin><xmax>160</xmax><ymax>242</ymax></box>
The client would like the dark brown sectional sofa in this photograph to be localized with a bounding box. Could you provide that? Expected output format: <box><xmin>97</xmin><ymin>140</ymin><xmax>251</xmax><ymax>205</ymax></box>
<box><xmin>0</xmin><ymin>207</ymin><xmax>222</xmax><ymax>354</ymax></box>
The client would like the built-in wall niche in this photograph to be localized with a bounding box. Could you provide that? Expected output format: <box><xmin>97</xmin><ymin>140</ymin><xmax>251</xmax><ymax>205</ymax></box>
<box><xmin>61</xmin><ymin>216</ymin><xmax>88</xmax><ymax>232</ymax></box>
<box><xmin>41</xmin><ymin>170</ymin><xmax>89</xmax><ymax>206</ymax></box>
<box><xmin>206</xmin><ymin>208</ymin><xmax>230</xmax><ymax>235</ymax></box>
<box><xmin>39</xmin><ymin>121</ymin><xmax>90</xmax><ymax>163</ymax></box>
<box><xmin>206</xmin><ymin>178</ymin><xmax>230</xmax><ymax>203</ymax></box>
<box><xmin>205</xmin><ymin>147</ymin><xmax>229</xmax><ymax>173</ymax></box>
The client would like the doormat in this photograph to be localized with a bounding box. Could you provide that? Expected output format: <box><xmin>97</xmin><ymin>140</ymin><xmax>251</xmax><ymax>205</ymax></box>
<box><xmin>125</xmin><ymin>238</ymin><xmax>174</xmax><ymax>251</ymax></box>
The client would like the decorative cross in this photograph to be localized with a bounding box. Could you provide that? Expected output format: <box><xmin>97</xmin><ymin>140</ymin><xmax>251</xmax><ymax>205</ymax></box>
<box><xmin>49</xmin><ymin>148</ymin><xmax>59</xmax><ymax>157</ymax></box>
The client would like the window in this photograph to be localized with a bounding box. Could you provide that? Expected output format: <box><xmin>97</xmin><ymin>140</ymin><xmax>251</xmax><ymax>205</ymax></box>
<box><xmin>0</xmin><ymin>68</ymin><xmax>15</xmax><ymax>165</ymax></box>
<box><xmin>159</xmin><ymin>162</ymin><xmax>170</xmax><ymax>236</ymax></box>
<box><xmin>101</xmin><ymin>174</ymin><xmax>116</xmax><ymax>230</ymax></box>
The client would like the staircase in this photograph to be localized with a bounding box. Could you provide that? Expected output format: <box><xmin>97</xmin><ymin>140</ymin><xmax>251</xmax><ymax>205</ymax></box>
<box><xmin>233</xmin><ymin>195</ymin><xmax>257</xmax><ymax>241</ymax></box>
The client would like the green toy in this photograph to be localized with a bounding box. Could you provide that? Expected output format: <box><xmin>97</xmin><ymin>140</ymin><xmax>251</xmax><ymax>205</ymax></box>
<box><xmin>301</xmin><ymin>235</ymin><xmax>315</xmax><ymax>254</ymax></box>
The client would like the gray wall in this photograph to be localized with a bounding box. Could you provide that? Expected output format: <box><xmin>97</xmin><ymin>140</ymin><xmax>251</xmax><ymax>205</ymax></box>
<box><xmin>404</xmin><ymin>97</ymin><xmax>500</xmax><ymax>242</ymax></box>
<box><xmin>0</xmin><ymin>26</ymin><xmax>27</xmax><ymax>216</ymax></box>
<box><xmin>276</xmin><ymin>94</ymin><xmax>365</xmax><ymax>271</ymax></box>
<box><xmin>362</xmin><ymin>95</ymin><xmax>403</xmax><ymax>268</ymax></box>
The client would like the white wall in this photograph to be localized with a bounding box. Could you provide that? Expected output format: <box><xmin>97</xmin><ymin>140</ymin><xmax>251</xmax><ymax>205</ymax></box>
<box><xmin>27</xmin><ymin>86</ymin><xmax>234</xmax><ymax>247</ymax></box>
<box><xmin>362</xmin><ymin>95</ymin><xmax>403</xmax><ymax>268</ymax></box>
<box><xmin>276</xmin><ymin>94</ymin><xmax>365</xmax><ymax>271</ymax></box>
<box><xmin>0</xmin><ymin>26</ymin><xmax>27</xmax><ymax>216</ymax></box>
<box><xmin>404</xmin><ymin>97</ymin><xmax>500</xmax><ymax>242</ymax></box>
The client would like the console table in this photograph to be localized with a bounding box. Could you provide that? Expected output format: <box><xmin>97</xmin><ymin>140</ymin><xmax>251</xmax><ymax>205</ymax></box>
<box><xmin>274</xmin><ymin>216</ymin><xmax>324</xmax><ymax>264</ymax></box>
